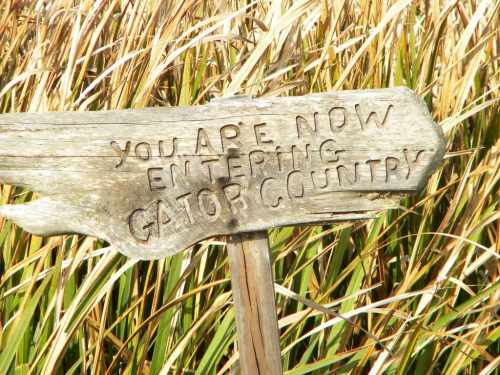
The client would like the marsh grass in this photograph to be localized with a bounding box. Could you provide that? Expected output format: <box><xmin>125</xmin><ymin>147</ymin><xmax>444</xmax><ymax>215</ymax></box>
<box><xmin>0</xmin><ymin>0</ymin><xmax>499</xmax><ymax>374</ymax></box>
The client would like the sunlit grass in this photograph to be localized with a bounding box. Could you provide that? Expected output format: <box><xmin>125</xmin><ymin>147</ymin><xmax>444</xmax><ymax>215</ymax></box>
<box><xmin>0</xmin><ymin>0</ymin><xmax>499</xmax><ymax>374</ymax></box>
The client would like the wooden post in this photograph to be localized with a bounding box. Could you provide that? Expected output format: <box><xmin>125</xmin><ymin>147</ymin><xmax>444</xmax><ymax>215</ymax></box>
<box><xmin>227</xmin><ymin>231</ymin><xmax>283</xmax><ymax>375</ymax></box>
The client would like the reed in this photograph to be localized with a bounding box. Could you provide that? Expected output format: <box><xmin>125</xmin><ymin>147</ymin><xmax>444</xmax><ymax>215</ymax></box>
<box><xmin>0</xmin><ymin>0</ymin><xmax>498</xmax><ymax>373</ymax></box>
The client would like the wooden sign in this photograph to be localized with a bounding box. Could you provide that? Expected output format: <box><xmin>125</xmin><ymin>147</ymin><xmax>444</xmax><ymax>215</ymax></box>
<box><xmin>0</xmin><ymin>87</ymin><xmax>445</xmax><ymax>259</ymax></box>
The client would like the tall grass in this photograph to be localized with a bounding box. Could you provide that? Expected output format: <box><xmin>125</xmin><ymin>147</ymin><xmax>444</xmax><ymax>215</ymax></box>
<box><xmin>0</xmin><ymin>0</ymin><xmax>498</xmax><ymax>374</ymax></box>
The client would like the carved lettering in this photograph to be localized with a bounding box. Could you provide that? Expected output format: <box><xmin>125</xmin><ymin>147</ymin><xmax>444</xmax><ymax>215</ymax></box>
<box><xmin>170</xmin><ymin>160</ymin><xmax>190</xmax><ymax>187</ymax></box>
<box><xmin>404</xmin><ymin>149</ymin><xmax>424</xmax><ymax>179</ymax></box>
<box><xmin>287</xmin><ymin>171</ymin><xmax>305</xmax><ymax>199</ymax></box>
<box><xmin>201</xmin><ymin>158</ymin><xmax>219</xmax><ymax>183</ymax></box>
<box><xmin>130</xmin><ymin>128</ymin><xmax>421</xmax><ymax>234</ymax></box>
<box><xmin>129</xmin><ymin>208</ymin><xmax>155</xmax><ymax>242</ymax></box>
<box><xmin>292</xmin><ymin>144</ymin><xmax>312</xmax><ymax>169</ymax></box>
<box><xmin>159</xmin><ymin>138</ymin><xmax>178</xmax><ymax>158</ymax></box>
<box><xmin>223</xmin><ymin>183</ymin><xmax>248</xmax><ymax>215</ymax></box>
<box><xmin>197</xmin><ymin>189</ymin><xmax>221</xmax><ymax>222</ymax></box>
<box><xmin>355</xmin><ymin>104</ymin><xmax>393</xmax><ymax>130</ymax></box>
<box><xmin>176</xmin><ymin>193</ymin><xmax>195</xmax><ymax>224</ymax></box>
<box><xmin>249</xmin><ymin>150</ymin><xmax>266</xmax><ymax>177</ymax></box>
<box><xmin>220</xmin><ymin>124</ymin><xmax>241</xmax><ymax>152</ymax></box>
<box><xmin>254</xmin><ymin>123</ymin><xmax>273</xmax><ymax>145</ymax></box>
<box><xmin>329</xmin><ymin>107</ymin><xmax>347</xmax><ymax>129</ymax></box>
<box><xmin>135</xmin><ymin>142</ymin><xmax>152</xmax><ymax>161</ymax></box>
<box><xmin>337</xmin><ymin>163</ymin><xmax>359</xmax><ymax>186</ymax></box>
<box><xmin>110</xmin><ymin>141</ymin><xmax>131</xmax><ymax>168</ymax></box>
<box><xmin>227</xmin><ymin>156</ymin><xmax>245</xmax><ymax>180</ymax></box>
<box><xmin>260</xmin><ymin>177</ymin><xmax>283</xmax><ymax>208</ymax></box>
<box><xmin>260</xmin><ymin>178</ymin><xmax>283</xmax><ymax>208</ymax></box>
<box><xmin>385</xmin><ymin>157</ymin><xmax>402</xmax><ymax>181</ymax></box>
<box><xmin>366</xmin><ymin>159</ymin><xmax>381</xmax><ymax>182</ymax></box>
<box><xmin>311</xmin><ymin>169</ymin><xmax>330</xmax><ymax>189</ymax></box>
<box><xmin>147</xmin><ymin>167</ymin><xmax>167</xmax><ymax>191</ymax></box>
<box><xmin>276</xmin><ymin>146</ymin><xmax>284</xmax><ymax>172</ymax></box>
<box><xmin>157</xmin><ymin>200</ymin><xmax>173</xmax><ymax>233</ymax></box>
<box><xmin>130</xmin><ymin>121</ymin><xmax>426</xmax><ymax>237</ymax></box>
<box><xmin>113</xmin><ymin>97</ymin><xmax>442</xmax><ymax>251</ymax></box>
<box><xmin>296</xmin><ymin>112</ymin><xmax>319</xmax><ymax>138</ymax></box>
<box><xmin>196</xmin><ymin>128</ymin><xmax>215</xmax><ymax>154</ymax></box>
<box><xmin>319</xmin><ymin>139</ymin><xmax>342</xmax><ymax>163</ymax></box>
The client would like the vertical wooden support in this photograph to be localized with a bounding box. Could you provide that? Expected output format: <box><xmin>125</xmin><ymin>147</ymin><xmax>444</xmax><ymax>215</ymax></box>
<box><xmin>227</xmin><ymin>231</ymin><xmax>283</xmax><ymax>375</ymax></box>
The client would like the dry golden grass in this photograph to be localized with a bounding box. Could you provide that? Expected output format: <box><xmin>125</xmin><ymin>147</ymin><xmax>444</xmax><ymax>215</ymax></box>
<box><xmin>0</xmin><ymin>0</ymin><xmax>498</xmax><ymax>374</ymax></box>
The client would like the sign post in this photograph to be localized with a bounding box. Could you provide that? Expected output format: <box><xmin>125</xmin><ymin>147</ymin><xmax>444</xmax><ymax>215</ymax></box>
<box><xmin>227</xmin><ymin>231</ymin><xmax>282</xmax><ymax>375</ymax></box>
<box><xmin>0</xmin><ymin>88</ymin><xmax>445</xmax><ymax>374</ymax></box>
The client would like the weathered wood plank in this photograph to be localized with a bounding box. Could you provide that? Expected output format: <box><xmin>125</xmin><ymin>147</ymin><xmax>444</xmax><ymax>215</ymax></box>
<box><xmin>227</xmin><ymin>231</ymin><xmax>282</xmax><ymax>375</ymax></box>
<box><xmin>0</xmin><ymin>87</ymin><xmax>445</xmax><ymax>259</ymax></box>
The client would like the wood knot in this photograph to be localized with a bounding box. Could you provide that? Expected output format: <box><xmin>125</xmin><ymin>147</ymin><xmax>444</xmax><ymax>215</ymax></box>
<box><xmin>227</xmin><ymin>218</ymin><xmax>238</xmax><ymax>228</ymax></box>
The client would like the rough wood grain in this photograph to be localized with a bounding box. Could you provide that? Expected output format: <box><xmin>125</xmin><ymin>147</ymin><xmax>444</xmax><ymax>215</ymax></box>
<box><xmin>0</xmin><ymin>87</ymin><xmax>445</xmax><ymax>259</ymax></box>
<box><xmin>227</xmin><ymin>231</ymin><xmax>282</xmax><ymax>375</ymax></box>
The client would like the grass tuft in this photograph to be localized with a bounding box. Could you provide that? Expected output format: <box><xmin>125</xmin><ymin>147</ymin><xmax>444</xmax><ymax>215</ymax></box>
<box><xmin>0</xmin><ymin>0</ymin><xmax>498</xmax><ymax>373</ymax></box>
